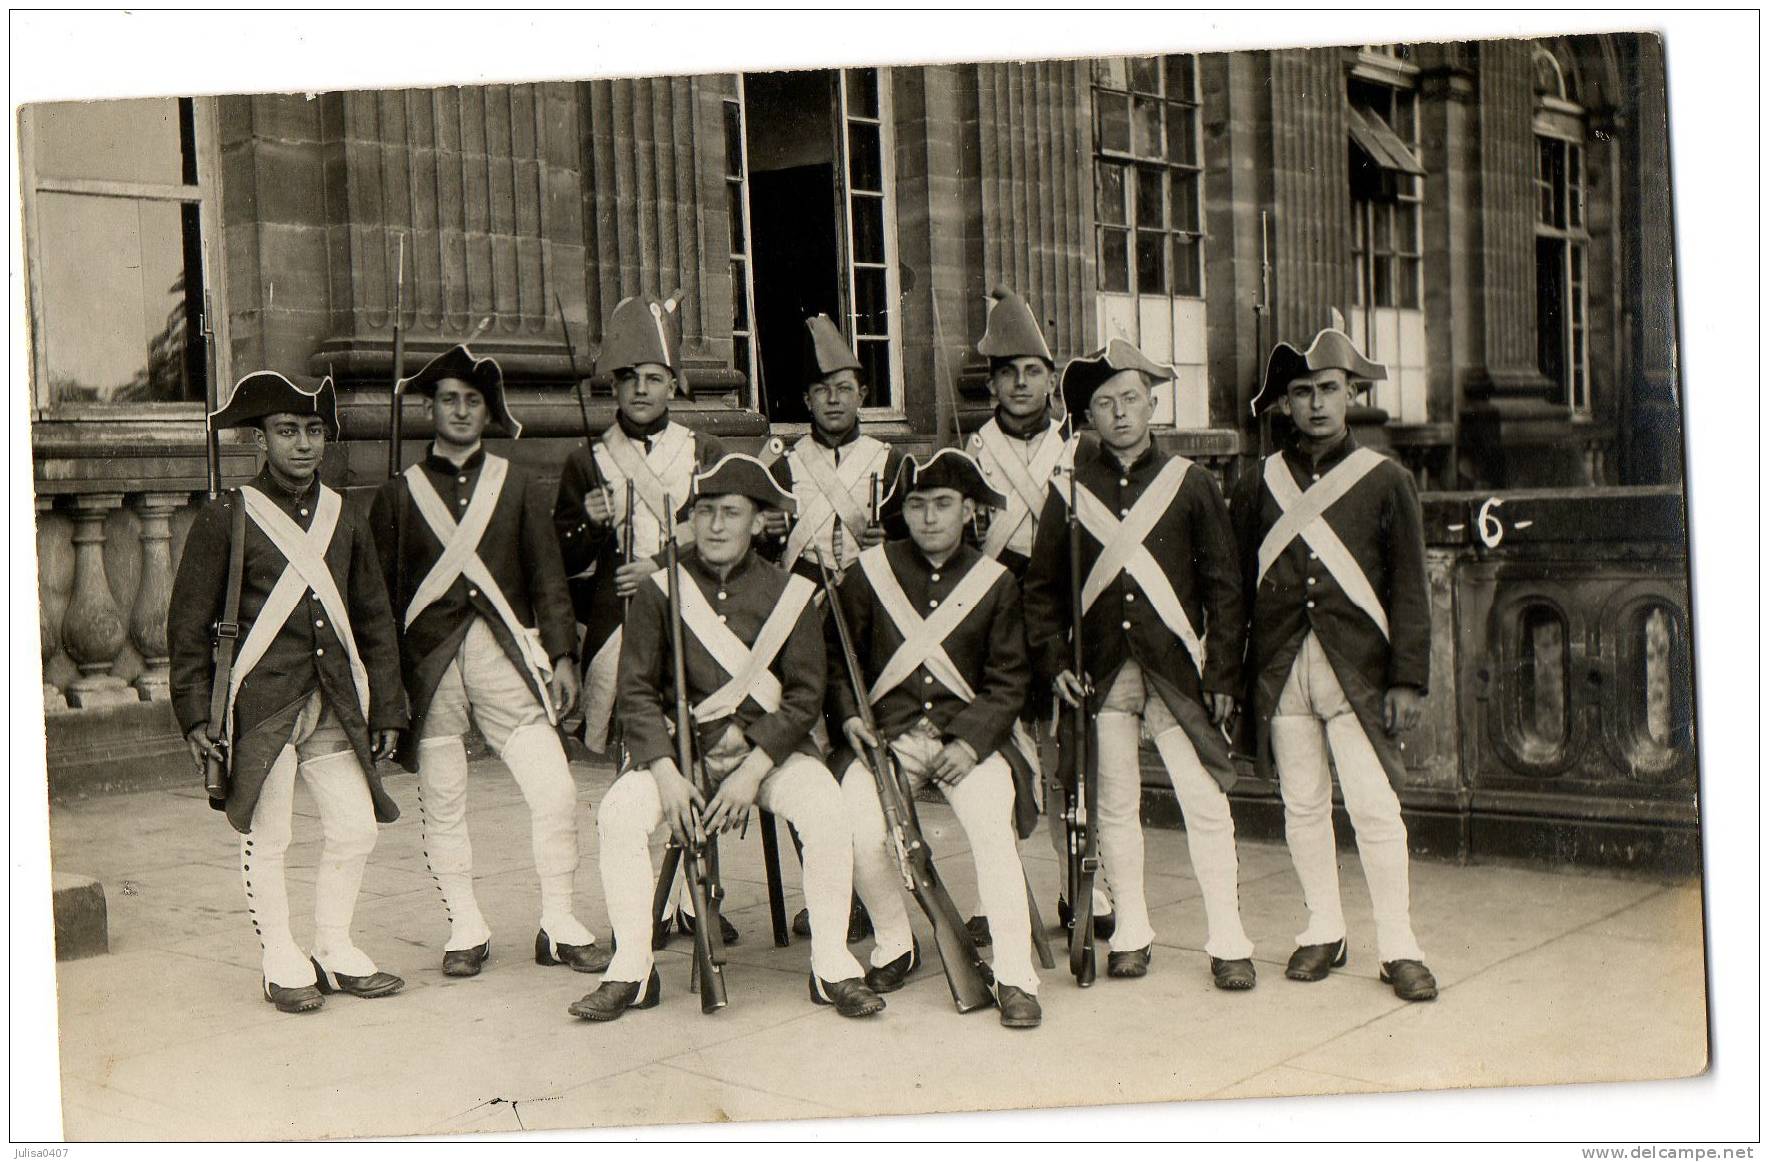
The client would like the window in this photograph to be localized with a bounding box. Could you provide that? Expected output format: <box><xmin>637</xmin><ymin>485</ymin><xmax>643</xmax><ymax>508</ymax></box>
<box><xmin>839</xmin><ymin>67</ymin><xmax>901</xmax><ymax>405</ymax></box>
<box><xmin>723</xmin><ymin>96</ymin><xmax>759</xmax><ymax>398</ymax></box>
<box><xmin>1092</xmin><ymin>54</ymin><xmax>1202</xmax><ymax>298</ymax></box>
<box><xmin>1536</xmin><ymin>132</ymin><xmax>1590</xmax><ymax>413</ymax></box>
<box><xmin>20</xmin><ymin>97</ymin><xmax>224</xmax><ymax>415</ymax></box>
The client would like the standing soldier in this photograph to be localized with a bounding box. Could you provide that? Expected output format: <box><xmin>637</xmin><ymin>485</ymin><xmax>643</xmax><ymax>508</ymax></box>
<box><xmin>371</xmin><ymin>345</ymin><xmax>605</xmax><ymax>979</ymax></box>
<box><xmin>169</xmin><ymin>372</ymin><xmax>406</xmax><ymax>1013</ymax></box>
<box><xmin>1232</xmin><ymin>328</ymin><xmax>1437</xmax><ymax>1002</ymax></box>
<box><xmin>552</xmin><ymin>293</ymin><xmax>735</xmax><ymax>945</ymax></box>
<box><xmin>830</xmin><ymin>449</ymin><xmax>1043</xmax><ymax>1029</ymax></box>
<box><xmin>568</xmin><ymin>454</ymin><xmax>884</xmax><ymax>1022</ymax></box>
<box><xmin>1021</xmin><ymin>340</ymin><xmax>1257</xmax><ymax>990</ymax></box>
<box><xmin>966</xmin><ymin>286</ymin><xmax>1113</xmax><ymax>946</ymax></box>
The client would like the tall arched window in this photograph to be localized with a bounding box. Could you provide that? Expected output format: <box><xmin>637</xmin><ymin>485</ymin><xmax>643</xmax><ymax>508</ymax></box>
<box><xmin>1532</xmin><ymin>43</ymin><xmax>1591</xmax><ymax>415</ymax></box>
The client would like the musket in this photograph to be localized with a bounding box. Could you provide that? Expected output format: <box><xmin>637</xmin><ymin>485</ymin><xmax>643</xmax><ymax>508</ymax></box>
<box><xmin>664</xmin><ymin>509</ymin><xmax>729</xmax><ymax>1013</ymax></box>
<box><xmin>387</xmin><ymin>233</ymin><xmax>406</xmax><ymax>480</ymax></box>
<box><xmin>553</xmin><ymin>289</ymin><xmax>595</xmax><ymax>445</ymax></box>
<box><xmin>199</xmin><ymin>293</ymin><xmax>233</xmax><ymax>802</ymax></box>
<box><xmin>202</xmin><ymin>293</ymin><xmax>221</xmax><ymax>500</ymax></box>
<box><xmin>1255</xmin><ymin>211</ymin><xmax>1275</xmax><ymax>457</ymax></box>
<box><xmin>813</xmin><ymin>547</ymin><xmax>995</xmax><ymax>1014</ymax></box>
<box><xmin>1063</xmin><ymin>452</ymin><xmax>1100</xmax><ymax>987</ymax></box>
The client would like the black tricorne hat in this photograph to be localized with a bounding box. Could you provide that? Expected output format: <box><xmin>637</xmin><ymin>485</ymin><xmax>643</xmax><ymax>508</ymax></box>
<box><xmin>209</xmin><ymin>371</ymin><xmax>339</xmax><ymax>436</ymax></box>
<box><xmin>1250</xmin><ymin>327</ymin><xmax>1387</xmax><ymax>416</ymax></box>
<box><xmin>1059</xmin><ymin>338</ymin><xmax>1176</xmax><ymax>421</ymax></box>
<box><xmin>401</xmin><ymin>344</ymin><xmax>522</xmax><ymax>437</ymax></box>
<box><xmin>883</xmin><ymin>447</ymin><xmax>1006</xmax><ymax>510</ymax></box>
<box><xmin>675</xmin><ymin>452</ymin><xmax>799</xmax><ymax>521</ymax></box>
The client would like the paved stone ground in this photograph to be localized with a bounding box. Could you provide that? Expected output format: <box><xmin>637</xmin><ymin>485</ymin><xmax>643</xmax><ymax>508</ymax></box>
<box><xmin>46</xmin><ymin>758</ymin><xmax>1708</xmax><ymax>1141</ymax></box>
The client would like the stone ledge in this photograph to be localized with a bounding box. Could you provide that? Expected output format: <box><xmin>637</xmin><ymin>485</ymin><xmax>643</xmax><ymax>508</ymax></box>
<box><xmin>53</xmin><ymin>871</ymin><xmax>108</xmax><ymax>961</ymax></box>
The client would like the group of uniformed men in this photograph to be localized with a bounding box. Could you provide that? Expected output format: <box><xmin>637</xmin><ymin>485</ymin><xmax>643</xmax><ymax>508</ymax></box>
<box><xmin>169</xmin><ymin>283</ymin><xmax>1439</xmax><ymax>1035</ymax></box>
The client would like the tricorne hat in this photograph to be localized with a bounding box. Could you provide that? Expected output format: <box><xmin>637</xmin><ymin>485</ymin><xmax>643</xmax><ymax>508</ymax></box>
<box><xmin>977</xmin><ymin>285</ymin><xmax>1054</xmax><ymax>364</ymax></box>
<box><xmin>596</xmin><ymin>294</ymin><xmax>685</xmax><ymax>389</ymax></box>
<box><xmin>883</xmin><ymin>447</ymin><xmax>1007</xmax><ymax>510</ymax></box>
<box><xmin>675</xmin><ymin>452</ymin><xmax>799</xmax><ymax>520</ymax></box>
<box><xmin>401</xmin><ymin>343</ymin><xmax>522</xmax><ymax>437</ymax></box>
<box><xmin>1251</xmin><ymin>326</ymin><xmax>1387</xmax><ymax>416</ymax></box>
<box><xmin>802</xmin><ymin>314</ymin><xmax>864</xmax><ymax>382</ymax></box>
<box><xmin>1059</xmin><ymin>338</ymin><xmax>1176</xmax><ymax>421</ymax></box>
<box><xmin>209</xmin><ymin>371</ymin><xmax>339</xmax><ymax>436</ymax></box>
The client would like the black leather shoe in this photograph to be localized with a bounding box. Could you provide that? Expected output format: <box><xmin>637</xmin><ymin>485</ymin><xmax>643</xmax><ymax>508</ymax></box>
<box><xmin>847</xmin><ymin>898</ymin><xmax>872</xmax><ymax>944</ymax></box>
<box><xmin>568</xmin><ymin>968</ymin><xmax>662</xmax><ymax>1021</ymax></box>
<box><xmin>792</xmin><ymin>907</ymin><xmax>812</xmax><ymax>937</ymax></box>
<box><xmin>1093</xmin><ymin>910</ymin><xmax>1116</xmax><ymax>941</ymax></box>
<box><xmin>862</xmin><ymin>940</ymin><xmax>922</xmax><ymax>994</ymax></box>
<box><xmin>263</xmin><ymin>978</ymin><xmax>324</xmax><ymax>1014</ymax></box>
<box><xmin>1380</xmin><ymin>959</ymin><xmax>1439</xmax><ymax>1002</ymax></box>
<box><xmin>442</xmin><ymin>940</ymin><xmax>491</xmax><ymax>978</ymax></box>
<box><xmin>677</xmin><ymin>909</ymin><xmax>740</xmax><ymax>946</ymax></box>
<box><xmin>651</xmin><ymin>914</ymin><xmax>673</xmax><ymax>950</ymax></box>
<box><xmin>1211</xmin><ymin>957</ymin><xmax>1257</xmax><ymax>991</ymax></box>
<box><xmin>311</xmin><ymin>957</ymin><xmax>404</xmax><ymax>999</ymax></box>
<box><xmin>1285</xmin><ymin>938</ymin><xmax>1348</xmax><ymax>982</ymax></box>
<box><xmin>535</xmin><ymin>930</ymin><xmax>613</xmax><ymax>974</ymax></box>
<box><xmin>809</xmin><ymin>974</ymin><xmax>885</xmax><ymax>1017</ymax></box>
<box><xmin>1106</xmin><ymin>945</ymin><xmax>1152</xmax><ymax>979</ymax></box>
<box><xmin>964</xmin><ymin>915</ymin><xmax>993</xmax><ymax>947</ymax></box>
<box><xmin>997</xmin><ymin>984</ymin><xmax>1042</xmax><ymax>1028</ymax></box>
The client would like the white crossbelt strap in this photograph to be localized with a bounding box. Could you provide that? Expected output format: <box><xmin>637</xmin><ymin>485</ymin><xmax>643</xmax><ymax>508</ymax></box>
<box><xmin>1257</xmin><ymin>448</ymin><xmax>1390</xmax><ymax>640</ymax></box>
<box><xmin>974</xmin><ymin>421</ymin><xmax>1065</xmax><ymax>560</ymax></box>
<box><xmin>1058</xmin><ymin>457</ymin><xmax>1206</xmax><ymax>675</ymax></box>
<box><xmin>651</xmin><ymin>568</ymin><xmax>816</xmax><ymax>722</ymax></box>
<box><xmin>593</xmin><ymin>422</ymin><xmax>696</xmax><ymax>561</ymax></box>
<box><xmin>783</xmin><ymin>436</ymin><xmax>889</xmax><ymax>570</ymax></box>
<box><xmin>403</xmin><ymin>456</ymin><xmax>557</xmax><ymax>723</ymax></box>
<box><xmin>859</xmin><ymin>547</ymin><xmax>1004</xmax><ymax>704</ymax></box>
<box><xmin>227</xmin><ymin>486</ymin><xmax>370</xmax><ymax>736</ymax></box>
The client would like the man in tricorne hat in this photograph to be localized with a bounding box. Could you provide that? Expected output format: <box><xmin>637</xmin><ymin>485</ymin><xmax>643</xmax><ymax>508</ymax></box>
<box><xmin>554</xmin><ymin>294</ymin><xmax>736</xmax><ymax>945</ymax></box>
<box><xmin>1231</xmin><ymin>326</ymin><xmax>1437</xmax><ymax>1002</ymax></box>
<box><xmin>371</xmin><ymin>345</ymin><xmax>606</xmax><ymax>980</ymax></box>
<box><xmin>568</xmin><ymin>454</ymin><xmax>884</xmax><ymax>1022</ymax></box>
<box><xmin>829</xmin><ymin>449</ymin><xmax>1043</xmax><ymax>1029</ymax></box>
<box><xmin>169</xmin><ymin>372</ymin><xmax>406</xmax><ymax>1013</ymax></box>
<box><xmin>1022</xmin><ymin>339</ymin><xmax>1257</xmax><ymax>990</ymax></box>
<box><xmin>964</xmin><ymin>286</ymin><xmax>1114</xmax><ymax>948</ymax></box>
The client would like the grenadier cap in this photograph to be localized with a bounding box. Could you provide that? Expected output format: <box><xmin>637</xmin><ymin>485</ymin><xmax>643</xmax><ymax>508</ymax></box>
<box><xmin>803</xmin><ymin>313</ymin><xmax>864</xmax><ymax>381</ymax></box>
<box><xmin>884</xmin><ymin>447</ymin><xmax>1007</xmax><ymax>510</ymax></box>
<box><xmin>675</xmin><ymin>452</ymin><xmax>799</xmax><ymax>520</ymax></box>
<box><xmin>976</xmin><ymin>285</ymin><xmax>1054</xmax><ymax>364</ymax></box>
<box><xmin>596</xmin><ymin>294</ymin><xmax>685</xmax><ymax>388</ymax></box>
<box><xmin>209</xmin><ymin>371</ymin><xmax>339</xmax><ymax>436</ymax></box>
<box><xmin>1251</xmin><ymin>326</ymin><xmax>1387</xmax><ymax>416</ymax></box>
<box><xmin>401</xmin><ymin>343</ymin><xmax>522</xmax><ymax>438</ymax></box>
<box><xmin>1059</xmin><ymin>338</ymin><xmax>1176</xmax><ymax>421</ymax></box>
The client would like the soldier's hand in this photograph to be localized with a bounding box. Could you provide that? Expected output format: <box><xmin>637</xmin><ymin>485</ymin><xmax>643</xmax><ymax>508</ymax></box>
<box><xmin>583</xmin><ymin>487</ymin><xmax>615</xmax><ymax>527</ymax></box>
<box><xmin>372</xmin><ymin>730</ymin><xmax>400</xmax><ymax>761</ymax></box>
<box><xmin>1205</xmin><ymin>692</ymin><xmax>1237</xmax><ymax>726</ymax></box>
<box><xmin>649</xmin><ymin>758</ymin><xmax>705</xmax><ymax>844</ymax></box>
<box><xmin>1053</xmin><ymin>670</ymin><xmax>1089</xmax><ymax>709</ymax></box>
<box><xmin>928</xmin><ymin>738</ymin><xmax>979</xmax><ymax>786</ymax></box>
<box><xmin>842</xmin><ymin>716</ymin><xmax>880</xmax><ymax>754</ymax></box>
<box><xmin>613</xmin><ymin>560</ymin><xmax>651</xmax><ymax>598</ymax></box>
<box><xmin>1384</xmin><ymin>687</ymin><xmax>1425</xmax><ymax>736</ymax></box>
<box><xmin>857</xmin><ymin>523</ymin><xmax>887</xmax><ymax>549</ymax></box>
<box><xmin>549</xmin><ymin>659</ymin><xmax>581</xmax><ymax>719</ymax></box>
<box><xmin>186</xmin><ymin>723</ymin><xmax>222</xmax><ymax>767</ymax></box>
<box><xmin>761</xmin><ymin>509</ymin><xmax>790</xmax><ymax>538</ymax></box>
<box><xmin>703</xmin><ymin>750</ymin><xmax>770</xmax><ymax>835</ymax></box>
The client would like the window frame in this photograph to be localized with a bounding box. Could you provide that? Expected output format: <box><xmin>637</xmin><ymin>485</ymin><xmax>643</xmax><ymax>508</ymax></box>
<box><xmin>723</xmin><ymin>88</ymin><xmax>762</xmax><ymax>411</ymax></box>
<box><xmin>1534</xmin><ymin>125</ymin><xmax>1592</xmax><ymax>415</ymax></box>
<box><xmin>836</xmin><ymin>66</ymin><xmax>905</xmax><ymax>420</ymax></box>
<box><xmin>1091</xmin><ymin>54</ymin><xmax>1205</xmax><ymax>300</ymax></box>
<box><xmin>1348</xmin><ymin>76</ymin><xmax>1424</xmax><ymax>313</ymax></box>
<box><xmin>20</xmin><ymin>96</ymin><xmax>230</xmax><ymax>423</ymax></box>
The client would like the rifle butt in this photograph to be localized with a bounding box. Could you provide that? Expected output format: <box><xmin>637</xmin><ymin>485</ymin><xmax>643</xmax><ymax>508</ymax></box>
<box><xmin>682</xmin><ymin>847</ymin><xmax>729</xmax><ymax>1013</ymax></box>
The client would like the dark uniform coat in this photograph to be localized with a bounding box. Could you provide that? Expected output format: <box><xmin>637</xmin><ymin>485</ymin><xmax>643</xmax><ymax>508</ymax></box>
<box><xmin>1229</xmin><ymin>430</ymin><xmax>1430</xmax><ymax>787</ymax></box>
<box><xmin>370</xmin><ymin>446</ymin><xmax>577</xmax><ymax>769</ymax></box>
<box><xmin>1021</xmin><ymin>437</ymin><xmax>1245</xmax><ymax>790</ymax></box>
<box><xmin>169</xmin><ymin>469</ymin><xmax>406</xmax><ymax>833</ymax></box>
<box><xmin>552</xmin><ymin>415</ymin><xmax>727</xmax><ymax>658</ymax></box>
<box><xmin>617</xmin><ymin>546</ymin><xmax>826</xmax><ymax>772</ymax></box>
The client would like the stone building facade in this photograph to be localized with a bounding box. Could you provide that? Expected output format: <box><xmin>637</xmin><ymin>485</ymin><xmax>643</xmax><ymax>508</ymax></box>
<box><xmin>25</xmin><ymin>35</ymin><xmax>1694</xmax><ymax>868</ymax></box>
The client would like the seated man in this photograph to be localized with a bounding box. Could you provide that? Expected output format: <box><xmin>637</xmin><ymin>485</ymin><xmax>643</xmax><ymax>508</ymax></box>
<box><xmin>569</xmin><ymin>454</ymin><xmax>884</xmax><ymax>1022</ymax></box>
<box><xmin>830</xmin><ymin>449</ymin><xmax>1042</xmax><ymax>1029</ymax></box>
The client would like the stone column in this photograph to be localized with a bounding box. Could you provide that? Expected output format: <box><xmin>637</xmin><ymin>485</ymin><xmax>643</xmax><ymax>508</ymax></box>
<box><xmin>1266</xmin><ymin>48</ymin><xmax>1354</xmax><ymax>342</ymax></box>
<box><xmin>130</xmin><ymin>492</ymin><xmax>183</xmax><ymax>701</ymax></box>
<box><xmin>61</xmin><ymin>494</ymin><xmax>136</xmax><ymax>709</ymax></box>
<box><xmin>37</xmin><ymin>496</ymin><xmax>68</xmax><ymax>712</ymax></box>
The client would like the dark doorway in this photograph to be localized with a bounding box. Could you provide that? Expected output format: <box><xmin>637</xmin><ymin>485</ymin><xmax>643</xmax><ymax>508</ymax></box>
<box><xmin>742</xmin><ymin>70</ymin><xmax>842</xmax><ymax>424</ymax></box>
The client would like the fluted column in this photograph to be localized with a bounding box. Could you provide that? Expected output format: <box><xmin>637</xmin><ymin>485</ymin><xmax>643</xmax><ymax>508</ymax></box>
<box><xmin>1267</xmin><ymin>48</ymin><xmax>1354</xmax><ymax>341</ymax></box>
<box><xmin>1473</xmin><ymin>39</ymin><xmax>1548</xmax><ymax>389</ymax></box>
<box><xmin>37</xmin><ymin>496</ymin><xmax>68</xmax><ymax>712</ymax></box>
<box><xmin>61</xmin><ymin>494</ymin><xmax>135</xmax><ymax>709</ymax></box>
<box><xmin>130</xmin><ymin>492</ymin><xmax>182</xmax><ymax>701</ymax></box>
